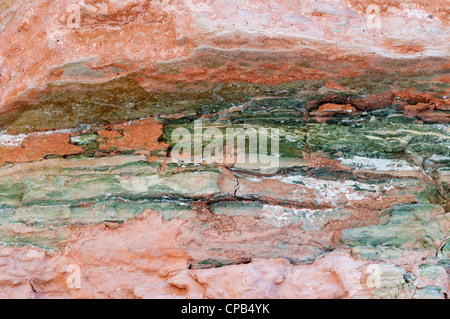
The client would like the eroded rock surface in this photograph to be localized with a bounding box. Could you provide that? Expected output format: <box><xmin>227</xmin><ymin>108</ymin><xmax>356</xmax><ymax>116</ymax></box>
<box><xmin>0</xmin><ymin>0</ymin><xmax>448</xmax><ymax>299</ymax></box>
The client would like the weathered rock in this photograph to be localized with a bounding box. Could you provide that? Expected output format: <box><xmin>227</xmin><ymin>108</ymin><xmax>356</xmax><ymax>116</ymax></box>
<box><xmin>0</xmin><ymin>0</ymin><xmax>448</xmax><ymax>299</ymax></box>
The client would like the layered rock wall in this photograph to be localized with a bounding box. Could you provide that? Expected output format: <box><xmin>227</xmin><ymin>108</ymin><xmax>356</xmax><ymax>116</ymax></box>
<box><xmin>0</xmin><ymin>0</ymin><xmax>448</xmax><ymax>299</ymax></box>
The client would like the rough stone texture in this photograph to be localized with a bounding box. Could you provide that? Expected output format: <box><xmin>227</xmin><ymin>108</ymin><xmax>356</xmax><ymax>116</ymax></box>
<box><xmin>0</xmin><ymin>0</ymin><xmax>449</xmax><ymax>299</ymax></box>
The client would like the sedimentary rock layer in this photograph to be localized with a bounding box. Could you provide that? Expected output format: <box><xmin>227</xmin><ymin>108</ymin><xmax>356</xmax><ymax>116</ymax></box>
<box><xmin>0</xmin><ymin>0</ymin><xmax>448</xmax><ymax>299</ymax></box>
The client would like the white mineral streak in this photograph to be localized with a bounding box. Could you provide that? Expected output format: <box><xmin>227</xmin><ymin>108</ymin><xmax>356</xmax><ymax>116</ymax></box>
<box><xmin>269</xmin><ymin>175</ymin><xmax>380</xmax><ymax>205</ymax></box>
<box><xmin>338</xmin><ymin>156</ymin><xmax>420</xmax><ymax>171</ymax></box>
<box><xmin>0</xmin><ymin>127</ymin><xmax>89</xmax><ymax>146</ymax></box>
<box><xmin>261</xmin><ymin>205</ymin><xmax>348</xmax><ymax>230</ymax></box>
<box><xmin>0</xmin><ymin>132</ymin><xmax>28</xmax><ymax>146</ymax></box>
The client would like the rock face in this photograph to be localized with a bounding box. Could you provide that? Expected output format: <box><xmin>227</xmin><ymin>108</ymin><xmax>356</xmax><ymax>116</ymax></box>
<box><xmin>0</xmin><ymin>0</ymin><xmax>449</xmax><ymax>299</ymax></box>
